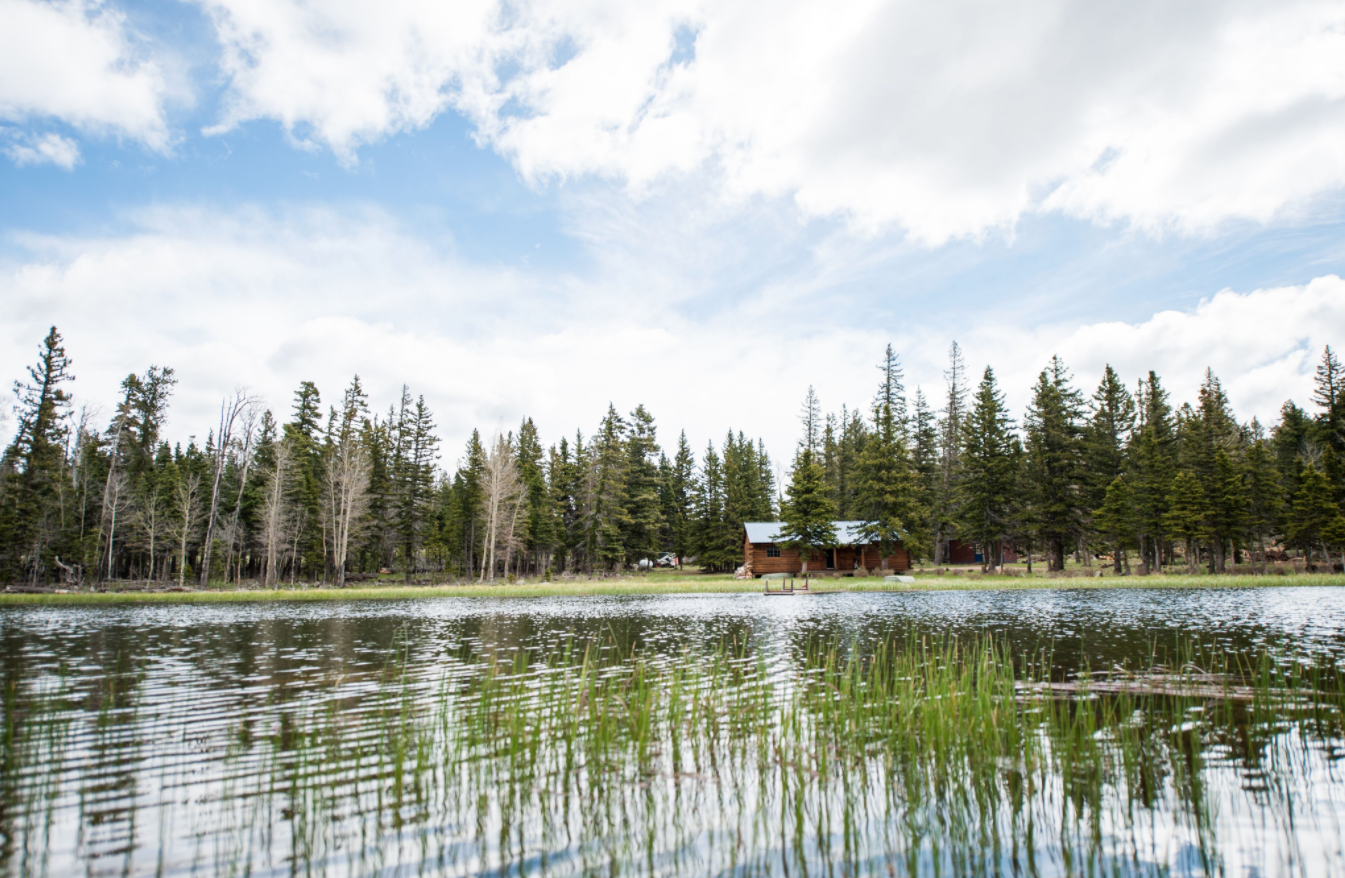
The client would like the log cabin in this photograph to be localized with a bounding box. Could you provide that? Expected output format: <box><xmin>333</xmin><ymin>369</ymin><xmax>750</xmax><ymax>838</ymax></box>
<box><xmin>945</xmin><ymin>540</ymin><xmax>1018</xmax><ymax>565</ymax></box>
<box><xmin>742</xmin><ymin>521</ymin><xmax>912</xmax><ymax>577</ymax></box>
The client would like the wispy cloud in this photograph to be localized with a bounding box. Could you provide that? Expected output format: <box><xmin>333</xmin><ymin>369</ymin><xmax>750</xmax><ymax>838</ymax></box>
<box><xmin>2</xmin><ymin>205</ymin><xmax>1335</xmax><ymax>457</ymax></box>
<box><xmin>3</xmin><ymin>131</ymin><xmax>81</xmax><ymax>169</ymax></box>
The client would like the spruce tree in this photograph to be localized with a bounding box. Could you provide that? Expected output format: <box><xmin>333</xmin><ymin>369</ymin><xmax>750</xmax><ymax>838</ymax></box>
<box><xmin>589</xmin><ymin>405</ymin><xmax>629</xmax><ymax>571</ymax></box>
<box><xmin>1084</xmin><ymin>365</ymin><xmax>1135</xmax><ymax>571</ymax></box>
<box><xmin>1313</xmin><ymin>345</ymin><xmax>1344</xmax><ymax>454</ymax></box>
<box><xmin>1243</xmin><ymin>433</ymin><xmax>1282</xmax><ymax>572</ymax></box>
<box><xmin>693</xmin><ymin>442</ymin><xmax>732</xmax><ymax>571</ymax></box>
<box><xmin>0</xmin><ymin>327</ymin><xmax>75</xmax><ymax>582</ymax></box>
<box><xmin>1094</xmin><ymin>476</ymin><xmax>1137</xmax><ymax>572</ymax></box>
<box><xmin>517</xmin><ymin>418</ymin><xmax>551</xmax><ymax>574</ymax></box>
<box><xmin>856</xmin><ymin>349</ymin><xmax>922</xmax><ymax>567</ymax></box>
<box><xmin>722</xmin><ymin>431</ymin><xmax>773</xmax><ymax>562</ymax></box>
<box><xmin>934</xmin><ymin>342</ymin><xmax>968</xmax><ymax>563</ymax></box>
<box><xmin>957</xmin><ymin>367</ymin><xmax>1017</xmax><ymax>571</ymax></box>
<box><xmin>776</xmin><ymin>388</ymin><xmax>837</xmax><ymax>575</ymax></box>
<box><xmin>778</xmin><ymin>445</ymin><xmax>837</xmax><ymax>576</ymax></box>
<box><xmin>622</xmin><ymin>405</ymin><xmax>663</xmax><ymax>566</ymax></box>
<box><xmin>1163</xmin><ymin>471</ymin><xmax>1208</xmax><ymax>574</ymax></box>
<box><xmin>283</xmin><ymin>382</ymin><xmax>325</xmax><ymax>579</ymax></box>
<box><xmin>394</xmin><ymin>393</ymin><xmax>438</xmax><ymax>579</ymax></box>
<box><xmin>1288</xmin><ymin>464</ymin><xmax>1338</xmax><ymax>566</ymax></box>
<box><xmin>1130</xmin><ymin>373</ymin><xmax>1177</xmax><ymax>573</ymax></box>
<box><xmin>837</xmin><ymin>407</ymin><xmax>867</xmax><ymax>517</ymax></box>
<box><xmin>910</xmin><ymin>387</ymin><xmax>939</xmax><ymax>559</ymax></box>
<box><xmin>1023</xmin><ymin>356</ymin><xmax>1086</xmax><ymax>570</ymax></box>
<box><xmin>547</xmin><ymin>434</ymin><xmax>582</xmax><ymax>573</ymax></box>
<box><xmin>1207</xmin><ymin>448</ymin><xmax>1246</xmax><ymax>573</ymax></box>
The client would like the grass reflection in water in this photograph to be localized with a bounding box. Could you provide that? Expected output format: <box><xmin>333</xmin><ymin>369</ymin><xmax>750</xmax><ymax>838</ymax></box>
<box><xmin>4</xmin><ymin>634</ymin><xmax>1345</xmax><ymax>877</ymax></box>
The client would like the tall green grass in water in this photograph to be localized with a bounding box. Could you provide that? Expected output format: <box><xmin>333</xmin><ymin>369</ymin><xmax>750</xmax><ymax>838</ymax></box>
<box><xmin>3</xmin><ymin>635</ymin><xmax>1344</xmax><ymax>876</ymax></box>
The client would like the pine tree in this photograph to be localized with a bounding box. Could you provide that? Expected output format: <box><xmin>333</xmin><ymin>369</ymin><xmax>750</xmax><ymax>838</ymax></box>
<box><xmin>622</xmin><ymin>405</ymin><xmax>663</xmax><ymax>566</ymax></box>
<box><xmin>957</xmin><ymin>366</ymin><xmax>1017</xmax><ymax>571</ymax></box>
<box><xmin>0</xmin><ymin>327</ymin><xmax>75</xmax><ymax>582</ymax></box>
<box><xmin>1163</xmin><ymin>471</ymin><xmax>1208</xmax><ymax>573</ymax></box>
<box><xmin>661</xmin><ymin>430</ymin><xmax>694</xmax><ymax>562</ymax></box>
<box><xmin>1131</xmin><ymin>373</ymin><xmax>1177</xmax><ymax>573</ymax></box>
<box><xmin>547</xmin><ymin>434</ymin><xmax>582</xmax><ymax>573</ymax></box>
<box><xmin>855</xmin><ymin>349</ymin><xmax>922</xmax><ymax>566</ymax></box>
<box><xmin>778</xmin><ymin>446</ymin><xmax>837</xmax><ymax>576</ymax></box>
<box><xmin>589</xmin><ymin>405</ymin><xmax>629</xmax><ymax>571</ymax></box>
<box><xmin>1288</xmin><ymin>465</ymin><xmax>1338</xmax><ymax>566</ymax></box>
<box><xmin>1094</xmin><ymin>476</ymin><xmax>1136</xmax><ymax>572</ymax></box>
<box><xmin>874</xmin><ymin>343</ymin><xmax>908</xmax><ymax>432</ymax></box>
<box><xmin>283</xmin><ymin>382</ymin><xmax>325</xmax><ymax>579</ymax></box>
<box><xmin>756</xmin><ymin>439</ymin><xmax>776</xmax><ymax>518</ymax></box>
<box><xmin>1084</xmin><ymin>365</ymin><xmax>1135</xmax><ymax>572</ymax></box>
<box><xmin>835</xmin><ymin>407</ymin><xmax>867</xmax><ymax>517</ymax></box>
<box><xmin>693</xmin><ymin>442</ymin><xmax>734</xmax><ymax>571</ymax></box>
<box><xmin>1023</xmin><ymin>356</ymin><xmax>1086</xmax><ymax>571</ymax></box>
<box><xmin>516</xmin><ymin>418</ymin><xmax>551</xmax><ymax>574</ymax></box>
<box><xmin>1313</xmin><ymin>345</ymin><xmax>1344</xmax><ymax>454</ymax></box>
<box><xmin>800</xmin><ymin>387</ymin><xmax>822</xmax><ymax>454</ymax></box>
<box><xmin>1207</xmin><ymin>448</ymin><xmax>1246</xmax><ymax>573</ymax></box>
<box><xmin>1243</xmin><ymin>433</ymin><xmax>1282</xmax><ymax>573</ymax></box>
<box><xmin>723</xmin><ymin>430</ymin><xmax>773</xmax><ymax>552</ymax></box>
<box><xmin>910</xmin><ymin>388</ymin><xmax>939</xmax><ymax>560</ymax></box>
<box><xmin>394</xmin><ymin>393</ymin><xmax>438</xmax><ymax>579</ymax></box>
<box><xmin>934</xmin><ymin>342</ymin><xmax>968</xmax><ymax>563</ymax></box>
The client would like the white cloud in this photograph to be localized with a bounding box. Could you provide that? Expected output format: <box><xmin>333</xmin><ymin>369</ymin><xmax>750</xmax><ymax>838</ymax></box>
<box><xmin>4</xmin><ymin>131</ymin><xmax>81</xmax><ymax>169</ymax></box>
<box><xmin>1</xmin><ymin>206</ymin><xmax>1337</xmax><ymax>463</ymax></box>
<box><xmin>945</xmin><ymin>275</ymin><xmax>1345</xmax><ymax>425</ymax></box>
<box><xmin>0</xmin><ymin>0</ymin><xmax>169</xmax><ymax>148</ymax></box>
<box><xmin>197</xmin><ymin>0</ymin><xmax>1345</xmax><ymax>242</ymax></box>
<box><xmin>199</xmin><ymin>0</ymin><xmax>498</xmax><ymax>162</ymax></box>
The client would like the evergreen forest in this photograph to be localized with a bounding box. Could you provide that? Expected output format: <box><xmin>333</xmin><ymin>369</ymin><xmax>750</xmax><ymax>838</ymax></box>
<box><xmin>2</xmin><ymin>327</ymin><xmax>1343</xmax><ymax>586</ymax></box>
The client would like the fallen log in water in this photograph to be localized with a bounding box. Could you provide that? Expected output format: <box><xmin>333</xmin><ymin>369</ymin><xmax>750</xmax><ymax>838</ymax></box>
<box><xmin>1016</xmin><ymin>672</ymin><xmax>1304</xmax><ymax>702</ymax></box>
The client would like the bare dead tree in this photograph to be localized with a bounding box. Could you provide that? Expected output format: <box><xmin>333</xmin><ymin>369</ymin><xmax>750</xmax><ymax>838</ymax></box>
<box><xmin>200</xmin><ymin>390</ymin><xmax>259</xmax><ymax>586</ymax></box>
<box><xmin>479</xmin><ymin>434</ymin><xmax>522</xmax><ymax>582</ymax></box>
<box><xmin>133</xmin><ymin>481</ymin><xmax>170</xmax><ymax>581</ymax></box>
<box><xmin>261</xmin><ymin>440</ymin><xmax>292</xmax><ymax>589</ymax></box>
<box><xmin>324</xmin><ymin>435</ymin><xmax>371</xmax><ymax>587</ymax></box>
<box><xmin>222</xmin><ymin>406</ymin><xmax>261</xmax><ymax>583</ymax></box>
<box><xmin>173</xmin><ymin>473</ymin><xmax>203</xmax><ymax>588</ymax></box>
<box><xmin>99</xmin><ymin>404</ymin><xmax>129</xmax><ymax>580</ymax></box>
<box><xmin>100</xmin><ymin>467</ymin><xmax>131</xmax><ymax>579</ymax></box>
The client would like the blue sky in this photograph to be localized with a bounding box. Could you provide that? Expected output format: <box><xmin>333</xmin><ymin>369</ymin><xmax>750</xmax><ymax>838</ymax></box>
<box><xmin>3</xmin><ymin>0</ymin><xmax>1344</xmax><ymax>462</ymax></box>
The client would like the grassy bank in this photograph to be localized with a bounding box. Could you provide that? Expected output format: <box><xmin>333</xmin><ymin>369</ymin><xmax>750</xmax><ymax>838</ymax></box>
<box><xmin>1</xmin><ymin>568</ymin><xmax>1341</xmax><ymax>605</ymax></box>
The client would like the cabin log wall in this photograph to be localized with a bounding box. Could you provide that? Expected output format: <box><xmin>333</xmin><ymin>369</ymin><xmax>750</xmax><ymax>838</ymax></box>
<box><xmin>743</xmin><ymin>534</ymin><xmax>911</xmax><ymax>576</ymax></box>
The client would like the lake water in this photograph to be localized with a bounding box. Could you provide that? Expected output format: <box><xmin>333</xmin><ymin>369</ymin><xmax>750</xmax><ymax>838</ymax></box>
<box><xmin>3</xmin><ymin>587</ymin><xmax>1345</xmax><ymax>877</ymax></box>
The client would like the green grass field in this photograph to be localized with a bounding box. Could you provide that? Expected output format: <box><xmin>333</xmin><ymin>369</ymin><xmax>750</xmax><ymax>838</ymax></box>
<box><xmin>1</xmin><ymin>567</ymin><xmax>1341</xmax><ymax>605</ymax></box>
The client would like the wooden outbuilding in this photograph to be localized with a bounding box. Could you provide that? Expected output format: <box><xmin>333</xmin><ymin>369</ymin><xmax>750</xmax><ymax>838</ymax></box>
<box><xmin>945</xmin><ymin>540</ymin><xmax>1018</xmax><ymax>565</ymax></box>
<box><xmin>742</xmin><ymin>521</ymin><xmax>912</xmax><ymax>577</ymax></box>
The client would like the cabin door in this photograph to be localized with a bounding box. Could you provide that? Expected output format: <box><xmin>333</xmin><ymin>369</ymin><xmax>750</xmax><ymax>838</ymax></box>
<box><xmin>825</xmin><ymin>549</ymin><xmax>836</xmax><ymax>569</ymax></box>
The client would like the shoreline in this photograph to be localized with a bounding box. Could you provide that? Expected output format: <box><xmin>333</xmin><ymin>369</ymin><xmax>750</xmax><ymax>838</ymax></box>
<box><xmin>1</xmin><ymin>572</ymin><xmax>1341</xmax><ymax>605</ymax></box>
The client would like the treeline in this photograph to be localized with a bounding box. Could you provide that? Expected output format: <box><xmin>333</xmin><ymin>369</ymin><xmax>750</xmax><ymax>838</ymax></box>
<box><xmin>3</xmin><ymin>327</ymin><xmax>1343</xmax><ymax>586</ymax></box>
<box><xmin>773</xmin><ymin>342</ymin><xmax>1345</xmax><ymax>574</ymax></box>
<box><xmin>0</xmin><ymin>328</ymin><xmax>774</xmax><ymax>585</ymax></box>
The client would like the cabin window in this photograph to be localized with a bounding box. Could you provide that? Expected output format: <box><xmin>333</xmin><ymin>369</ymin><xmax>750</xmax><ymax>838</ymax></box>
<box><xmin>766</xmin><ymin>545</ymin><xmax>781</xmax><ymax>558</ymax></box>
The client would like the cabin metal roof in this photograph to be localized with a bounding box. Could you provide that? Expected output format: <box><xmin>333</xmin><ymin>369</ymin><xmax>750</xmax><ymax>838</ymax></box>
<box><xmin>743</xmin><ymin>520</ymin><xmax>878</xmax><ymax>545</ymax></box>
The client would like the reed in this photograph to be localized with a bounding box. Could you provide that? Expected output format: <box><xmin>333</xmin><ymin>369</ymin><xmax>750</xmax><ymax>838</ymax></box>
<box><xmin>2</xmin><ymin>631</ymin><xmax>1343</xmax><ymax>876</ymax></box>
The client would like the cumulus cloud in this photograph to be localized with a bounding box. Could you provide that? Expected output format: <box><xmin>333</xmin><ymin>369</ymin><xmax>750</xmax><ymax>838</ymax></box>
<box><xmin>944</xmin><ymin>276</ymin><xmax>1345</xmax><ymax>424</ymax></box>
<box><xmin>0</xmin><ymin>0</ymin><xmax>169</xmax><ymax>148</ymax></box>
<box><xmin>3</xmin><ymin>131</ymin><xmax>81</xmax><ymax>169</ymax></box>
<box><xmin>1</xmin><ymin>206</ymin><xmax>1336</xmax><ymax>461</ymax></box>
<box><xmin>196</xmin><ymin>0</ymin><xmax>1345</xmax><ymax>242</ymax></box>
